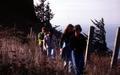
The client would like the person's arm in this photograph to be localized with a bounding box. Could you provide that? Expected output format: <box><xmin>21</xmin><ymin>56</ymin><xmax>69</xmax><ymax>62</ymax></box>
<box><xmin>38</xmin><ymin>32</ymin><xmax>41</xmax><ymax>45</ymax></box>
<box><xmin>59</xmin><ymin>34</ymin><xmax>65</xmax><ymax>48</ymax></box>
<box><xmin>53</xmin><ymin>35</ymin><xmax>58</xmax><ymax>48</ymax></box>
<box><xmin>59</xmin><ymin>34</ymin><xmax>65</xmax><ymax>55</ymax></box>
<box><xmin>43</xmin><ymin>36</ymin><xmax>47</xmax><ymax>51</ymax></box>
<box><xmin>38</xmin><ymin>32</ymin><xmax>41</xmax><ymax>39</ymax></box>
<box><xmin>70</xmin><ymin>36</ymin><xmax>75</xmax><ymax>50</ymax></box>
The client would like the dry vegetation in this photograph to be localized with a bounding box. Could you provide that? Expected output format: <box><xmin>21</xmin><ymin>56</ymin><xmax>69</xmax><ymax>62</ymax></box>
<box><xmin>85</xmin><ymin>53</ymin><xmax>119</xmax><ymax>75</ymax></box>
<box><xmin>0</xmin><ymin>29</ymin><xmax>120</xmax><ymax>75</ymax></box>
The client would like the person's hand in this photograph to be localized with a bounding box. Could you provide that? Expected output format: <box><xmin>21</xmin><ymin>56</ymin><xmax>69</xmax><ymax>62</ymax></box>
<box><xmin>43</xmin><ymin>45</ymin><xmax>47</xmax><ymax>51</ymax></box>
<box><xmin>60</xmin><ymin>48</ymin><xmax>63</xmax><ymax>55</ymax></box>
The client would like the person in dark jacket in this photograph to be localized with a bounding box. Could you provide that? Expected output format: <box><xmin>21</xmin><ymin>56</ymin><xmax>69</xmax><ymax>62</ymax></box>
<box><xmin>43</xmin><ymin>30</ymin><xmax>57</xmax><ymax>59</ymax></box>
<box><xmin>60</xmin><ymin>24</ymin><xmax>74</xmax><ymax>72</ymax></box>
<box><xmin>71</xmin><ymin>24</ymin><xmax>87</xmax><ymax>75</ymax></box>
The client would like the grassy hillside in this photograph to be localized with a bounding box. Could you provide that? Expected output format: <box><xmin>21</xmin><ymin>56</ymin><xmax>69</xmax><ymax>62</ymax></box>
<box><xmin>0</xmin><ymin>29</ymin><xmax>120</xmax><ymax>75</ymax></box>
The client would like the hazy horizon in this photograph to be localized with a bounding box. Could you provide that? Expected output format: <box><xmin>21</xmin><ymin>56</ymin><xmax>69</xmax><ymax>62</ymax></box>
<box><xmin>34</xmin><ymin>0</ymin><xmax>120</xmax><ymax>50</ymax></box>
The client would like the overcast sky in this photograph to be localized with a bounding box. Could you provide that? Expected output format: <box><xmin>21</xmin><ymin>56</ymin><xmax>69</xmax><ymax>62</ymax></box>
<box><xmin>34</xmin><ymin>0</ymin><xmax>120</xmax><ymax>41</ymax></box>
<box><xmin>34</xmin><ymin>0</ymin><xmax>120</xmax><ymax>50</ymax></box>
<box><xmin>34</xmin><ymin>0</ymin><xmax>120</xmax><ymax>27</ymax></box>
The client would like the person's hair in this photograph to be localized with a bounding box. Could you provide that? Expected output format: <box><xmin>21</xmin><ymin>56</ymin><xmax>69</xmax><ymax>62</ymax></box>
<box><xmin>41</xmin><ymin>27</ymin><xmax>47</xmax><ymax>31</ymax></box>
<box><xmin>75</xmin><ymin>24</ymin><xmax>82</xmax><ymax>32</ymax></box>
<box><xmin>63</xmin><ymin>24</ymin><xmax>74</xmax><ymax>34</ymax></box>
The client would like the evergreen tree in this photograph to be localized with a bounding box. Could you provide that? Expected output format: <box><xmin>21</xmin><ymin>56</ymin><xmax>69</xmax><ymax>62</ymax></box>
<box><xmin>34</xmin><ymin>0</ymin><xmax>53</xmax><ymax>29</ymax></box>
<box><xmin>91</xmin><ymin>18</ymin><xmax>108</xmax><ymax>53</ymax></box>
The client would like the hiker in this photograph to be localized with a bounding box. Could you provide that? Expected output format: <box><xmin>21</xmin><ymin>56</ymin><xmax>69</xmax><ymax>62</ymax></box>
<box><xmin>43</xmin><ymin>29</ymin><xmax>57</xmax><ymax>59</ymax></box>
<box><xmin>71</xmin><ymin>24</ymin><xmax>87</xmax><ymax>75</ymax></box>
<box><xmin>38</xmin><ymin>27</ymin><xmax>47</xmax><ymax>53</ymax></box>
<box><xmin>60</xmin><ymin>24</ymin><xmax>74</xmax><ymax>72</ymax></box>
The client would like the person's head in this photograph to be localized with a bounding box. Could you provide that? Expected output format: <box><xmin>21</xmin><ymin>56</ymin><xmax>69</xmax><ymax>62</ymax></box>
<box><xmin>75</xmin><ymin>24</ymin><xmax>82</xmax><ymax>32</ymax></box>
<box><xmin>49</xmin><ymin>29</ymin><xmax>53</xmax><ymax>35</ymax></box>
<box><xmin>64</xmin><ymin>24</ymin><xmax>74</xmax><ymax>34</ymax></box>
<box><xmin>46</xmin><ymin>29</ymin><xmax>53</xmax><ymax>36</ymax></box>
<box><xmin>41</xmin><ymin>27</ymin><xmax>47</xmax><ymax>33</ymax></box>
<box><xmin>74</xmin><ymin>24</ymin><xmax>82</xmax><ymax>36</ymax></box>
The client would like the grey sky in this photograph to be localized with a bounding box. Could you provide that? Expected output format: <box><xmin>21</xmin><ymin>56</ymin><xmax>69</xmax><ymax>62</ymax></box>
<box><xmin>34</xmin><ymin>0</ymin><xmax>120</xmax><ymax>26</ymax></box>
<box><xmin>34</xmin><ymin>0</ymin><xmax>120</xmax><ymax>52</ymax></box>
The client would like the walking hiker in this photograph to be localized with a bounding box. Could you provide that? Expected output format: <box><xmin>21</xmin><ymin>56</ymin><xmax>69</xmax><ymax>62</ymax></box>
<box><xmin>60</xmin><ymin>24</ymin><xmax>74</xmax><ymax>72</ymax></box>
<box><xmin>71</xmin><ymin>24</ymin><xmax>87</xmax><ymax>75</ymax></box>
<box><xmin>38</xmin><ymin>27</ymin><xmax>47</xmax><ymax>53</ymax></box>
<box><xmin>43</xmin><ymin>29</ymin><xmax>57</xmax><ymax>59</ymax></box>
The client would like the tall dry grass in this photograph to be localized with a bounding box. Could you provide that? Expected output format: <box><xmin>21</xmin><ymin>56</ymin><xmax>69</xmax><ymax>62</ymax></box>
<box><xmin>0</xmin><ymin>29</ymin><xmax>120</xmax><ymax>75</ymax></box>
<box><xmin>86</xmin><ymin>53</ymin><xmax>120</xmax><ymax>75</ymax></box>
<box><xmin>0</xmin><ymin>29</ymin><xmax>72</xmax><ymax>75</ymax></box>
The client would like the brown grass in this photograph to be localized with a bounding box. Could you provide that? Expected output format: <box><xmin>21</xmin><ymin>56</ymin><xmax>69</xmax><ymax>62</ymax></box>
<box><xmin>0</xmin><ymin>29</ymin><xmax>70</xmax><ymax>75</ymax></box>
<box><xmin>85</xmin><ymin>51</ymin><xmax>120</xmax><ymax>75</ymax></box>
<box><xmin>0</xmin><ymin>29</ymin><xmax>120</xmax><ymax>75</ymax></box>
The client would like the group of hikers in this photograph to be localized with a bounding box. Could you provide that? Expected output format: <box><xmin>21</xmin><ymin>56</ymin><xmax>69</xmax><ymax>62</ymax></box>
<box><xmin>38</xmin><ymin>24</ymin><xmax>87</xmax><ymax>75</ymax></box>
